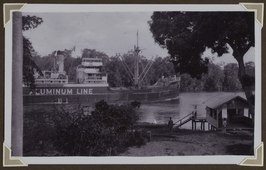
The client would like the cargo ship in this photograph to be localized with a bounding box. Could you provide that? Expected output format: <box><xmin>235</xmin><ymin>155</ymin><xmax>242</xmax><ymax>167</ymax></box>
<box><xmin>23</xmin><ymin>40</ymin><xmax>180</xmax><ymax>106</ymax></box>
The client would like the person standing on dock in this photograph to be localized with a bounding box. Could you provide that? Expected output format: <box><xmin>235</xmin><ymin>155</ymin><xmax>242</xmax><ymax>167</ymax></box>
<box><xmin>168</xmin><ymin>117</ymin><xmax>174</xmax><ymax>131</ymax></box>
<box><xmin>222</xmin><ymin>118</ymin><xmax>227</xmax><ymax>133</ymax></box>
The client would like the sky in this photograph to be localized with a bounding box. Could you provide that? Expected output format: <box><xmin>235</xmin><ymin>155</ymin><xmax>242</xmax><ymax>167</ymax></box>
<box><xmin>23</xmin><ymin>12</ymin><xmax>255</xmax><ymax>65</ymax></box>
<box><xmin>23</xmin><ymin>12</ymin><xmax>168</xmax><ymax>58</ymax></box>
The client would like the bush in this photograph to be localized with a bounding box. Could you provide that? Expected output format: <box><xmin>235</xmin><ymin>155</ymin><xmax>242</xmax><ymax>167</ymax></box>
<box><xmin>23</xmin><ymin>105</ymin><xmax>57</xmax><ymax>156</ymax></box>
<box><xmin>24</xmin><ymin>100</ymin><xmax>143</xmax><ymax>156</ymax></box>
<box><xmin>53</xmin><ymin>100</ymin><xmax>140</xmax><ymax>156</ymax></box>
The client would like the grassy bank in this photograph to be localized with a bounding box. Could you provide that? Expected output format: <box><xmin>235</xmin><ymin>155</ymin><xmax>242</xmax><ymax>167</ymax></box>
<box><xmin>120</xmin><ymin>128</ymin><xmax>253</xmax><ymax>156</ymax></box>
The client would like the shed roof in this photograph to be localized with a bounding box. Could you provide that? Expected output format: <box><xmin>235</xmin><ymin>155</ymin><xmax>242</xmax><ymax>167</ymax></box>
<box><xmin>205</xmin><ymin>94</ymin><xmax>248</xmax><ymax>109</ymax></box>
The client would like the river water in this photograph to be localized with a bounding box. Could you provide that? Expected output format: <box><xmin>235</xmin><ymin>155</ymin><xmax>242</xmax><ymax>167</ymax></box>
<box><xmin>138</xmin><ymin>92</ymin><xmax>245</xmax><ymax>129</ymax></box>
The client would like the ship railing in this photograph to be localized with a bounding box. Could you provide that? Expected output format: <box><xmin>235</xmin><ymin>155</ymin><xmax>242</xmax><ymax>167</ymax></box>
<box><xmin>84</xmin><ymin>78</ymin><xmax>106</xmax><ymax>81</ymax></box>
<box><xmin>83</xmin><ymin>80</ymin><xmax>108</xmax><ymax>84</ymax></box>
<box><xmin>82</xmin><ymin>58</ymin><xmax>102</xmax><ymax>62</ymax></box>
<box><xmin>35</xmin><ymin>78</ymin><xmax>68</xmax><ymax>84</ymax></box>
<box><xmin>86</xmin><ymin>77</ymin><xmax>102</xmax><ymax>80</ymax></box>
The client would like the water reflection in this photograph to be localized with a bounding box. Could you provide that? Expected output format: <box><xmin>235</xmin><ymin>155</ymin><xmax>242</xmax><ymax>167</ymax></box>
<box><xmin>137</xmin><ymin>99</ymin><xmax>180</xmax><ymax>124</ymax></box>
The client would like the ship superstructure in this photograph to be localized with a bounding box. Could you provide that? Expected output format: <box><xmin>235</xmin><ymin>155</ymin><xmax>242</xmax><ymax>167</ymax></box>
<box><xmin>76</xmin><ymin>57</ymin><xmax>108</xmax><ymax>86</ymax></box>
<box><xmin>34</xmin><ymin>51</ymin><xmax>68</xmax><ymax>86</ymax></box>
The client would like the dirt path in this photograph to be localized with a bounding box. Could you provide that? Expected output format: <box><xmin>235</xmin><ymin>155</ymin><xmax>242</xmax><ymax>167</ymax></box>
<box><xmin>120</xmin><ymin>130</ymin><xmax>253</xmax><ymax>156</ymax></box>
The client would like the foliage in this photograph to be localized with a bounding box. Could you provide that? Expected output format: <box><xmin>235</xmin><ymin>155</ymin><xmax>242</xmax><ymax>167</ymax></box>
<box><xmin>202</xmin><ymin>63</ymin><xmax>224</xmax><ymax>91</ymax></box>
<box><xmin>180</xmin><ymin>73</ymin><xmax>202</xmax><ymax>92</ymax></box>
<box><xmin>180</xmin><ymin>63</ymin><xmax>224</xmax><ymax>92</ymax></box>
<box><xmin>23</xmin><ymin>105</ymin><xmax>57</xmax><ymax>156</ymax></box>
<box><xmin>53</xmin><ymin>101</ymin><xmax>140</xmax><ymax>156</ymax></box>
<box><xmin>149</xmin><ymin>12</ymin><xmax>255</xmax><ymax>119</ymax></box>
<box><xmin>149</xmin><ymin>12</ymin><xmax>210</xmax><ymax>78</ymax></box>
<box><xmin>105</xmin><ymin>54</ymin><xmax>176</xmax><ymax>87</ymax></box>
<box><xmin>33</xmin><ymin>49</ymin><xmax>82</xmax><ymax>82</ymax></box>
<box><xmin>61</xmin><ymin>49</ymin><xmax>82</xmax><ymax>82</ymax></box>
<box><xmin>24</xmin><ymin>101</ymin><xmax>143</xmax><ymax>156</ymax></box>
<box><xmin>180</xmin><ymin>62</ymin><xmax>254</xmax><ymax>92</ymax></box>
<box><xmin>223</xmin><ymin>63</ymin><xmax>242</xmax><ymax>91</ymax></box>
<box><xmin>148</xmin><ymin>56</ymin><xmax>175</xmax><ymax>85</ymax></box>
<box><xmin>22</xmin><ymin>15</ymin><xmax>43</xmax><ymax>88</ymax></box>
<box><xmin>245</xmin><ymin>61</ymin><xmax>255</xmax><ymax>77</ymax></box>
<box><xmin>22</xmin><ymin>15</ymin><xmax>43</xmax><ymax>31</ymax></box>
<box><xmin>149</xmin><ymin>12</ymin><xmax>254</xmax><ymax>78</ymax></box>
<box><xmin>33</xmin><ymin>55</ymin><xmax>54</xmax><ymax>71</ymax></box>
<box><xmin>105</xmin><ymin>55</ymin><xmax>133</xmax><ymax>87</ymax></box>
<box><xmin>131</xmin><ymin>100</ymin><xmax>141</xmax><ymax>108</ymax></box>
<box><xmin>23</xmin><ymin>37</ymin><xmax>42</xmax><ymax>88</ymax></box>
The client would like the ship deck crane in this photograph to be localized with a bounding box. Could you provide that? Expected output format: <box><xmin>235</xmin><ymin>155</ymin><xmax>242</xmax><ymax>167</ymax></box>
<box><xmin>119</xmin><ymin>32</ymin><xmax>154</xmax><ymax>88</ymax></box>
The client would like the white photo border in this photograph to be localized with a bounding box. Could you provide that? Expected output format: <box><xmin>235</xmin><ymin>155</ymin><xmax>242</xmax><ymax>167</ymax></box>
<box><xmin>4</xmin><ymin>3</ymin><xmax>262</xmax><ymax>165</ymax></box>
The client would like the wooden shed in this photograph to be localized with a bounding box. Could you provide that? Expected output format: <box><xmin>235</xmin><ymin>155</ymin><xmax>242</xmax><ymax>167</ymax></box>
<box><xmin>205</xmin><ymin>94</ymin><xmax>251</xmax><ymax>129</ymax></box>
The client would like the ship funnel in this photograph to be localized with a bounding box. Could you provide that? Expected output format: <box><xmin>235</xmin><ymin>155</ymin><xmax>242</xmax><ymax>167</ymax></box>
<box><xmin>56</xmin><ymin>51</ymin><xmax>65</xmax><ymax>73</ymax></box>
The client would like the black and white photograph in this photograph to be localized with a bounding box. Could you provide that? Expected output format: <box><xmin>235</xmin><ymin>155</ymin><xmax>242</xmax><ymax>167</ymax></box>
<box><xmin>4</xmin><ymin>3</ymin><xmax>263</xmax><ymax>165</ymax></box>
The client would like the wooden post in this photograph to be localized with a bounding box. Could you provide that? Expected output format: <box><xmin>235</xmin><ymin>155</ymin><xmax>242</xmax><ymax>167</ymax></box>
<box><xmin>11</xmin><ymin>11</ymin><xmax>23</xmax><ymax>156</ymax></box>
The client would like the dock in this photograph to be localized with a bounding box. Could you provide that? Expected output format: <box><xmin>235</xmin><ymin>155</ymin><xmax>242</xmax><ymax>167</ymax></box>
<box><xmin>135</xmin><ymin>112</ymin><xmax>217</xmax><ymax>131</ymax></box>
<box><xmin>173</xmin><ymin>112</ymin><xmax>214</xmax><ymax>131</ymax></box>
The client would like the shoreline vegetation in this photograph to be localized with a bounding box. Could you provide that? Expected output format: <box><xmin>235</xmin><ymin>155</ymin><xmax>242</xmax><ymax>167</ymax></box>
<box><xmin>24</xmin><ymin>96</ymin><xmax>253</xmax><ymax>156</ymax></box>
<box><xmin>24</xmin><ymin>100</ymin><xmax>146</xmax><ymax>156</ymax></box>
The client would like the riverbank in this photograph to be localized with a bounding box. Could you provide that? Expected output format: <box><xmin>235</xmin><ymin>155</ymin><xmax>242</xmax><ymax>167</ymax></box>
<box><xmin>120</xmin><ymin>128</ymin><xmax>253</xmax><ymax>156</ymax></box>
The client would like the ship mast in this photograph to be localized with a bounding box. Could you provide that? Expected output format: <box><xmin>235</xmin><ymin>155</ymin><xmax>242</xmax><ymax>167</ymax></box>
<box><xmin>119</xmin><ymin>32</ymin><xmax>153</xmax><ymax>88</ymax></box>
<box><xmin>134</xmin><ymin>31</ymin><xmax>141</xmax><ymax>87</ymax></box>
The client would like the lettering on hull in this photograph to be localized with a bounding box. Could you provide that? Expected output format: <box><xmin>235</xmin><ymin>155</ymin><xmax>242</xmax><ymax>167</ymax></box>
<box><xmin>37</xmin><ymin>88</ymin><xmax>93</xmax><ymax>95</ymax></box>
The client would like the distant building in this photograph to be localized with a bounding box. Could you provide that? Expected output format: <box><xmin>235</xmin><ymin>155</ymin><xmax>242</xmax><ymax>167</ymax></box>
<box><xmin>206</xmin><ymin>94</ymin><xmax>252</xmax><ymax>129</ymax></box>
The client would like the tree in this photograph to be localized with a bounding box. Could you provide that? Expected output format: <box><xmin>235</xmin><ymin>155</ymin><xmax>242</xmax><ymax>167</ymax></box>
<box><xmin>22</xmin><ymin>15</ymin><xmax>43</xmax><ymax>88</ymax></box>
<box><xmin>105</xmin><ymin>56</ymin><xmax>126</xmax><ymax>87</ymax></box>
<box><xmin>245</xmin><ymin>61</ymin><xmax>255</xmax><ymax>78</ymax></box>
<box><xmin>180</xmin><ymin>63</ymin><xmax>224</xmax><ymax>92</ymax></box>
<box><xmin>148</xmin><ymin>56</ymin><xmax>175</xmax><ymax>85</ymax></box>
<box><xmin>62</xmin><ymin>49</ymin><xmax>82</xmax><ymax>82</ymax></box>
<box><xmin>202</xmin><ymin>63</ymin><xmax>224</xmax><ymax>91</ymax></box>
<box><xmin>23</xmin><ymin>37</ymin><xmax>42</xmax><ymax>88</ymax></box>
<box><xmin>223</xmin><ymin>63</ymin><xmax>242</xmax><ymax>91</ymax></box>
<box><xmin>149</xmin><ymin>12</ymin><xmax>255</xmax><ymax>121</ymax></box>
<box><xmin>180</xmin><ymin>73</ymin><xmax>196</xmax><ymax>92</ymax></box>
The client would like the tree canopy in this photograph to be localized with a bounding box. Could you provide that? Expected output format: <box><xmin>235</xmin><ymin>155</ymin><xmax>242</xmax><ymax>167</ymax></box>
<box><xmin>149</xmin><ymin>12</ymin><xmax>254</xmax><ymax>78</ymax></box>
<box><xmin>22</xmin><ymin>15</ymin><xmax>43</xmax><ymax>31</ymax></box>
<box><xmin>149</xmin><ymin>12</ymin><xmax>255</xmax><ymax>119</ymax></box>
<box><xmin>22</xmin><ymin>15</ymin><xmax>43</xmax><ymax>88</ymax></box>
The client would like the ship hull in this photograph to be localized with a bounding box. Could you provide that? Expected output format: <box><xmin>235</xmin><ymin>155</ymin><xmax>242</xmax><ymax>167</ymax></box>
<box><xmin>23</xmin><ymin>86</ymin><xmax>179</xmax><ymax>105</ymax></box>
